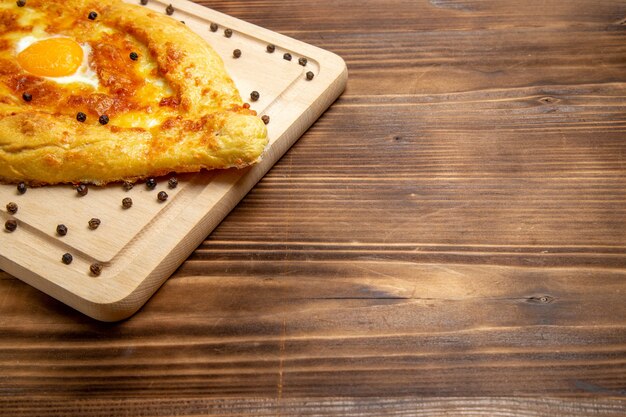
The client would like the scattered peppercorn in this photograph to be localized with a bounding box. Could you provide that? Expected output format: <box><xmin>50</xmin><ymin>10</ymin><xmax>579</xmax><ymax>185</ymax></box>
<box><xmin>261</xmin><ymin>115</ymin><xmax>270</xmax><ymax>124</ymax></box>
<box><xmin>299</xmin><ymin>57</ymin><xmax>308</xmax><ymax>66</ymax></box>
<box><xmin>62</xmin><ymin>253</ymin><xmax>73</xmax><ymax>265</ymax></box>
<box><xmin>140</xmin><ymin>0</ymin><xmax>148</xmax><ymax>5</ymax></box>
<box><xmin>129</xmin><ymin>52</ymin><xmax>139</xmax><ymax>61</ymax></box>
<box><xmin>266</xmin><ymin>44</ymin><xmax>275</xmax><ymax>53</ymax></box>
<box><xmin>165</xmin><ymin>4</ymin><xmax>174</xmax><ymax>15</ymax></box>
<box><xmin>146</xmin><ymin>177</ymin><xmax>157</xmax><ymax>189</ymax></box>
<box><xmin>88</xmin><ymin>11</ymin><xmax>98</xmax><ymax>20</ymax></box>
<box><xmin>306</xmin><ymin>71</ymin><xmax>314</xmax><ymax>80</ymax></box>
<box><xmin>122</xmin><ymin>197</ymin><xmax>133</xmax><ymax>209</ymax></box>
<box><xmin>168</xmin><ymin>177</ymin><xmax>178</xmax><ymax>189</ymax></box>
<box><xmin>6</xmin><ymin>202</ymin><xmax>17</xmax><ymax>214</ymax></box>
<box><xmin>123</xmin><ymin>181</ymin><xmax>134</xmax><ymax>191</ymax></box>
<box><xmin>22</xmin><ymin>92</ymin><xmax>32</xmax><ymax>102</ymax></box>
<box><xmin>5</xmin><ymin>219</ymin><xmax>17</xmax><ymax>232</ymax></box>
<box><xmin>56</xmin><ymin>224</ymin><xmax>68</xmax><ymax>236</ymax></box>
<box><xmin>76</xmin><ymin>183</ymin><xmax>88</xmax><ymax>196</ymax></box>
<box><xmin>88</xmin><ymin>218</ymin><xmax>101</xmax><ymax>230</ymax></box>
<box><xmin>76</xmin><ymin>112</ymin><xmax>87</xmax><ymax>122</ymax></box>
<box><xmin>283</xmin><ymin>53</ymin><xmax>292</xmax><ymax>61</ymax></box>
<box><xmin>16</xmin><ymin>0</ymin><xmax>26</xmax><ymax>7</ymax></box>
<box><xmin>17</xmin><ymin>182</ymin><xmax>26</xmax><ymax>194</ymax></box>
<box><xmin>90</xmin><ymin>263</ymin><xmax>103</xmax><ymax>276</ymax></box>
<box><xmin>233</xmin><ymin>49</ymin><xmax>241</xmax><ymax>58</ymax></box>
<box><xmin>157</xmin><ymin>191</ymin><xmax>168</xmax><ymax>202</ymax></box>
<box><xmin>224</xmin><ymin>28</ymin><xmax>232</xmax><ymax>38</ymax></box>
<box><xmin>99</xmin><ymin>115</ymin><xmax>109</xmax><ymax>125</ymax></box>
<box><xmin>250</xmin><ymin>91</ymin><xmax>260</xmax><ymax>101</ymax></box>
<box><xmin>210</xmin><ymin>22</ymin><xmax>218</xmax><ymax>32</ymax></box>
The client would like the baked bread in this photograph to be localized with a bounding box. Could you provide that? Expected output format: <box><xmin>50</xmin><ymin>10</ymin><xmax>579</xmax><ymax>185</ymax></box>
<box><xmin>0</xmin><ymin>0</ymin><xmax>268</xmax><ymax>185</ymax></box>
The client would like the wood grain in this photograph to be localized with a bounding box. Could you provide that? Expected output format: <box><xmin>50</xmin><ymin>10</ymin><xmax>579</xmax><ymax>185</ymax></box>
<box><xmin>2</xmin><ymin>397</ymin><xmax>626</xmax><ymax>417</ymax></box>
<box><xmin>2</xmin><ymin>0</ymin><xmax>626</xmax><ymax>415</ymax></box>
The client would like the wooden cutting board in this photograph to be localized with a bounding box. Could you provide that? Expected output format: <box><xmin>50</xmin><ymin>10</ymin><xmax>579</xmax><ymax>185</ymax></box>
<box><xmin>0</xmin><ymin>0</ymin><xmax>347</xmax><ymax>321</ymax></box>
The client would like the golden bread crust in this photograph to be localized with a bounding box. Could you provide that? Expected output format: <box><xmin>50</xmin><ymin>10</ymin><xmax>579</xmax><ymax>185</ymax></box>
<box><xmin>0</xmin><ymin>0</ymin><xmax>268</xmax><ymax>185</ymax></box>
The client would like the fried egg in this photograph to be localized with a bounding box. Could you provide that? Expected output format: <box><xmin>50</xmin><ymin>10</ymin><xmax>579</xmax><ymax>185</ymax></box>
<box><xmin>15</xmin><ymin>35</ymin><xmax>99</xmax><ymax>88</ymax></box>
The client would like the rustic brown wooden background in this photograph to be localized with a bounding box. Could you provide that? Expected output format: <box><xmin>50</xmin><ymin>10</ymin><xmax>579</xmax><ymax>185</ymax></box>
<box><xmin>2</xmin><ymin>0</ymin><xmax>626</xmax><ymax>415</ymax></box>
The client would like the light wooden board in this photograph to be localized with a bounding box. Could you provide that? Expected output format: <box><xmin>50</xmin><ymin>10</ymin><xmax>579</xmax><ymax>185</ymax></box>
<box><xmin>0</xmin><ymin>0</ymin><xmax>347</xmax><ymax>321</ymax></box>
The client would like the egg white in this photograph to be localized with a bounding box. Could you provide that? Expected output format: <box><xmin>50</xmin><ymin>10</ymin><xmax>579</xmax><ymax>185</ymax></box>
<box><xmin>15</xmin><ymin>35</ymin><xmax>100</xmax><ymax>89</ymax></box>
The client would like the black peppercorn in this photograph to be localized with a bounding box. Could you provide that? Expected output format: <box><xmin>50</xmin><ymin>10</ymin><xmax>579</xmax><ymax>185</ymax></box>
<box><xmin>168</xmin><ymin>177</ymin><xmax>178</xmax><ymax>189</ymax></box>
<box><xmin>266</xmin><ymin>44</ymin><xmax>275</xmax><ymax>53</ymax></box>
<box><xmin>56</xmin><ymin>224</ymin><xmax>68</xmax><ymax>236</ymax></box>
<box><xmin>146</xmin><ymin>177</ymin><xmax>157</xmax><ymax>189</ymax></box>
<box><xmin>62</xmin><ymin>253</ymin><xmax>73</xmax><ymax>265</ymax></box>
<box><xmin>76</xmin><ymin>112</ymin><xmax>87</xmax><ymax>122</ymax></box>
<box><xmin>123</xmin><ymin>181</ymin><xmax>134</xmax><ymax>191</ymax></box>
<box><xmin>129</xmin><ymin>52</ymin><xmax>139</xmax><ymax>61</ymax></box>
<box><xmin>99</xmin><ymin>115</ymin><xmax>109</xmax><ymax>125</ymax></box>
<box><xmin>122</xmin><ymin>197</ymin><xmax>133</xmax><ymax>209</ymax></box>
<box><xmin>165</xmin><ymin>4</ymin><xmax>174</xmax><ymax>15</ymax></box>
<box><xmin>16</xmin><ymin>0</ymin><xmax>26</xmax><ymax>7</ymax></box>
<box><xmin>250</xmin><ymin>91</ymin><xmax>260</xmax><ymax>101</ymax></box>
<box><xmin>6</xmin><ymin>202</ymin><xmax>17</xmax><ymax>214</ymax></box>
<box><xmin>157</xmin><ymin>191</ymin><xmax>168</xmax><ymax>202</ymax></box>
<box><xmin>88</xmin><ymin>218</ymin><xmax>101</xmax><ymax>230</ymax></box>
<box><xmin>76</xmin><ymin>183</ymin><xmax>88</xmax><ymax>196</ymax></box>
<box><xmin>22</xmin><ymin>92</ymin><xmax>32</xmax><ymax>102</ymax></box>
<box><xmin>261</xmin><ymin>115</ymin><xmax>270</xmax><ymax>125</ymax></box>
<box><xmin>88</xmin><ymin>11</ymin><xmax>98</xmax><ymax>20</ymax></box>
<box><xmin>140</xmin><ymin>0</ymin><xmax>148</xmax><ymax>5</ymax></box>
<box><xmin>17</xmin><ymin>182</ymin><xmax>27</xmax><ymax>194</ymax></box>
<box><xmin>283</xmin><ymin>53</ymin><xmax>292</xmax><ymax>61</ymax></box>
<box><xmin>224</xmin><ymin>28</ymin><xmax>232</xmax><ymax>38</ymax></box>
<box><xmin>90</xmin><ymin>262</ymin><xmax>103</xmax><ymax>276</ymax></box>
<box><xmin>306</xmin><ymin>71</ymin><xmax>314</xmax><ymax>80</ymax></box>
<box><xmin>5</xmin><ymin>219</ymin><xmax>17</xmax><ymax>232</ymax></box>
<box><xmin>233</xmin><ymin>49</ymin><xmax>241</xmax><ymax>58</ymax></box>
<box><xmin>210</xmin><ymin>22</ymin><xmax>218</xmax><ymax>32</ymax></box>
<box><xmin>298</xmin><ymin>57</ymin><xmax>308</xmax><ymax>66</ymax></box>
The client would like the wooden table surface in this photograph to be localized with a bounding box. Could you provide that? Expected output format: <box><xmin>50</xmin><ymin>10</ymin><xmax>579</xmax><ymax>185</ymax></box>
<box><xmin>2</xmin><ymin>0</ymin><xmax>626</xmax><ymax>415</ymax></box>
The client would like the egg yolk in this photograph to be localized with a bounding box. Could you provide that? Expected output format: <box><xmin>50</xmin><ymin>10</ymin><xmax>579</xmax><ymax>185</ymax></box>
<box><xmin>17</xmin><ymin>38</ymin><xmax>84</xmax><ymax>78</ymax></box>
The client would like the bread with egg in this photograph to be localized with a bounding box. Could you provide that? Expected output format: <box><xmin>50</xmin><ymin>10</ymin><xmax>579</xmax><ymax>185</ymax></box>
<box><xmin>0</xmin><ymin>0</ymin><xmax>268</xmax><ymax>185</ymax></box>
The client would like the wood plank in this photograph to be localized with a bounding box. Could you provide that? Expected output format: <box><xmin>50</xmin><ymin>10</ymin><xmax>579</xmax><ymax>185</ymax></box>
<box><xmin>207</xmin><ymin>0</ymin><xmax>626</xmax><ymax>94</ymax></box>
<box><xmin>204</xmin><ymin>0</ymin><xmax>626</xmax><ymax>30</ymax></box>
<box><xmin>1</xmin><ymin>266</ymin><xmax>626</xmax><ymax>397</ymax></box>
<box><xmin>212</xmin><ymin>84</ymin><xmax>626</xmax><ymax>249</ymax></box>
<box><xmin>1</xmin><ymin>397</ymin><xmax>626</xmax><ymax>417</ymax></box>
